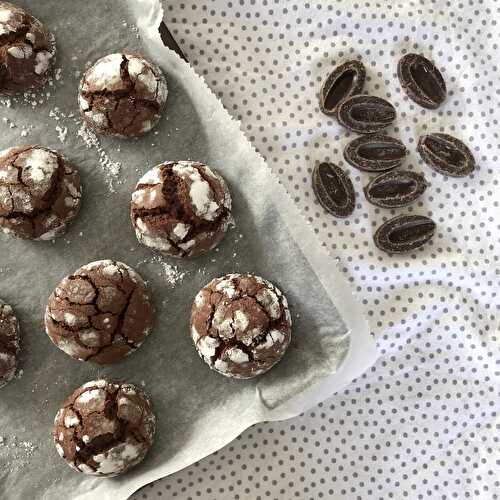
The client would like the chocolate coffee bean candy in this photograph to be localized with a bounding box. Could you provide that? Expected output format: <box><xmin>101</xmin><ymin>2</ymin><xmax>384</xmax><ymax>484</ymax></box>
<box><xmin>364</xmin><ymin>170</ymin><xmax>428</xmax><ymax>208</ymax></box>
<box><xmin>191</xmin><ymin>274</ymin><xmax>292</xmax><ymax>379</ymax></box>
<box><xmin>337</xmin><ymin>95</ymin><xmax>396</xmax><ymax>134</ymax></box>
<box><xmin>0</xmin><ymin>2</ymin><xmax>56</xmax><ymax>95</ymax></box>
<box><xmin>312</xmin><ymin>162</ymin><xmax>355</xmax><ymax>218</ymax></box>
<box><xmin>79</xmin><ymin>53</ymin><xmax>168</xmax><ymax>137</ymax></box>
<box><xmin>398</xmin><ymin>53</ymin><xmax>446</xmax><ymax>109</ymax></box>
<box><xmin>0</xmin><ymin>145</ymin><xmax>82</xmax><ymax>240</ymax></box>
<box><xmin>45</xmin><ymin>260</ymin><xmax>153</xmax><ymax>364</ymax></box>
<box><xmin>0</xmin><ymin>300</ymin><xmax>20</xmax><ymax>389</ymax></box>
<box><xmin>417</xmin><ymin>133</ymin><xmax>475</xmax><ymax>177</ymax></box>
<box><xmin>374</xmin><ymin>215</ymin><xmax>436</xmax><ymax>254</ymax></box>
<box><xmin>319</xmin><ymin>60</ymin><xmax>366</xmax><ymax>116</ymax></box>
<box><xmin>344</xmin><ymin>134</ymin><xmax>408</xmax><ymax>172</ymax></box>
<box><xmin>53</xmin><ymin>379</ymin><xmax>155</xmax><ymax>476</ymax></box>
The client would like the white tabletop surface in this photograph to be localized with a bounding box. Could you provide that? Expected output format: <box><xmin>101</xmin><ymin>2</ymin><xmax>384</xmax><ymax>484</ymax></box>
<box><xmin>132</xmin><ymin>1</ymin><xmax>499</xmax><ymax>498</ymax></box>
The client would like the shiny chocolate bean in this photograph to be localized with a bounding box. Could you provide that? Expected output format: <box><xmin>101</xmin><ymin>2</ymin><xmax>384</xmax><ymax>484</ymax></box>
<box><xmin>364</xmin><ymin>170</ymin><xmax>428</xmax><ymax>208</ymax></box>
<box><xmin>337</xmin><ymin>95</ymin><xmax>396</xmax><ymax>134</ymax></box>
<box><xmin>344</xmin><ymin>134</ymin><xmax>408</xmax><ymax>172</ymax></box>
<box><xmin>398</xmin><ymin>53</ymin><xmax>446</xmax><ymax>109</ymax></box>
<box><xmin>374</xmin><ymin>214</ymin><xmax>436</xmax><ymax>253</ymax></box>
<box><xmin>417</xmin><ymin>133</ymin><xmax>475</xmax><ymax>177</ymax></box>
<box><xmin>319</xmin><ymin>60</ymin><xmax>366</xmax><ymax>116</ymax></box>
<box><xmin>312</xmin><ymin>162</ymin><xmax>355</xmax><ymax>218</ymax></box>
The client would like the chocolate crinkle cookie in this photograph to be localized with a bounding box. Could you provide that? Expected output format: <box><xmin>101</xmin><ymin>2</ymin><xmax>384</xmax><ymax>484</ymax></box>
<box><xmin>53</xmin><ymin>379</ymin><xmax>155</xmax><ymax>477</ymax></box>
<box><xmin>0</xmin><ymin>299</ymin><xmax>19</xmax><ymax>388</ymax></box>
<box><xmin>0</xmin><ymin>1</ymin><xmax>56</xmax><ymax>95</ymax></box>
<box><xmin>190</xmin><ymin>274</ymin><xmax>292</xmax><ymax>379</ymax></box>
<box><xmin>131</xmin><ymin>161</ymin><xmax>232</xmax><ymax>258</ymax></box>
<box><xmin>45</xmin><ymin>260</ymin><xmax>153</xmax><ymax>364</ymax></box>
<box><xmin>78</xmin><ymin>53</ymin><xmax>168</xmax><ymax>138</ymax></box>
<box><xmin>0</xmin><ymin>145</ymin><xmax>82</xmax><ymax>240</ymax></box>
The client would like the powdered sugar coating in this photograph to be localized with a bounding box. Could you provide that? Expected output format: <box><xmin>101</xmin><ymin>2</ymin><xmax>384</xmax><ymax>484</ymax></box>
<box><xmin>227</xmin><ymin>347</ymin><xmax>250</xmax><ymax>364</ymax></box>
<box><xmin>79</xmin><ymin>53</ymin><xmax>167</xmax><ymax>138</ymax></box>
<box><xmin>23</xmin><ymin>147</ymin><xmax>57</xmax><ymax>182</ymax></box>
<box><xmin>64</xmin><ymin>414</ymin><xmax>80</xmax><ymax>428</ymax></box>
<box><xmin>45</xmin><ymin>260</ymin><xmax>153</xmax><ymax>364</ymax></box>
<box><xmin>81</xmin><ymin>53</ymin><xmax>123</xmax><ymax>91</ymax></box>
<box><xmin>172</xmin><ymin>162</ymin><xmax>220</xmax><ymax>221</ymax></box>
<box><xmin>53</xmin><ymin>380</ymin><xmax>155</xmax><ymax>477</ymax></box>
<box><xmin>172</xmin><ymin>222</ymin><xmax>190</xmax><ymax>240</ymax></box>
<box><xmin>0</xmin><ymin>3</ymin><xmax>56</xmax><ymax>94</ymax></box>
<box><xmin>0</xmin><ymin>6</ymin><xmax>14</xmax><ymax>26</ymax></box>
<box><xmin>34</xmin><ymin>50</ymin><xmax>53</xmax><ymax>74</ymax></box>
<box><xmin>0</xmin><ymin>145</ymin><xmax>82</xmax><ymax>240</ymax></box>
<box><xmin>7</xmin><ymin>45</ymin><xmax>32</xmax><ymax>58</ymax></box>
<box><xmin>138</xmin><ymin>166</ymin><xmax>162</xmax><ymax>185</ymax></box>
<box><xmin>190</xmin><ymin>274</ymin><xmax>292</xmax><ymax>379</ymax></box>
<box><xmin>127</xmin><ymin>57</ymin><xmax>156</xmax><ymax>93</ymax></box>
<box><xmin>75</xmin><ymin>388</ymin><xmax>106</xmax><ymax>409</ymax></box>
<box><xmin>131</xmin><ymin>161</ymin><xmax>232</xmax><ymax>258</ymax></box>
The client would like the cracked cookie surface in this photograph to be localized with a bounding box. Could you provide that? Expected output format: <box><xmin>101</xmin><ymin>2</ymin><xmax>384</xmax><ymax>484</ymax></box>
<box><xmin>78</xmin><ymin>52</ymin><xmax>168</xmax><ymax>137</ymax></box>
<box><xmin>45</xmin><ymin>260</ymin><xmax>153</xmax><ymax>364</ymax></box>
<box><xmin>190</xmin><ymin>274</ymin><xmax>292</xmax><ymax>379</ymax></box>
<box><xmin>0</xmin><ymin>299</ymin><xmax>19</xmax><ymax>388</ymax></box>
<box><xmin>0</xmin><ymin>144</ymin><xmax>82</xmax><ymax>240</ymax></box>
<box><xmin>0</xmin><ymin>1</ymin><xmax>56</xmax><ymax>95</ymax></box>
<box><xmin>53</xmin><ymin>379</ymin><xmax>155</xmax><ymax>477</ymax></box>
<box><xmin>131</xmin><ymin>161</ymin><xmax>232</xmax><ymax>258</ymax></box>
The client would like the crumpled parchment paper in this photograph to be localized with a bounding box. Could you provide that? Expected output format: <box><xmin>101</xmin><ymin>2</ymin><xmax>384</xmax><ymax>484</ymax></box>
<box><xmin>0</xmin><ymin>1</ymin><xmax>377</xmax><ymax>499</ymax></box>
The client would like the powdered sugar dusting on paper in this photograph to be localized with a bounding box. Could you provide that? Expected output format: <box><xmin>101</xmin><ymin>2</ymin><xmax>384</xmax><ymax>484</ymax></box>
<box><xmin>160</xmin><ymin>262</ymin><xmax>186</xmax><ymax>286</ymax></box>
<box><xmin>77</xmin><ymin>124</ymin><xmax>122</xmax><ymax>192</ymax></box>
<box><xmin>136</xmin><ymin>255</ymin><xmax>187</xmax><ymax>288</ymax></box>
<box><xmin>48</xmin><ymin>105</ymin><xmax>122</xmax><ymax>191</ymax></box>
<box><xmin>0</xmin><ymin>435</ymin><xmax>38</xmax><ymax>474</ymax></box>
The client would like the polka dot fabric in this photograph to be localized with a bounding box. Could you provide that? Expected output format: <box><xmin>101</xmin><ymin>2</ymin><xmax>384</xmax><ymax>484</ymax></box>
<box><xmin>132</xmin><ymin>1</ymin><xmax>500</xmax><ymax>499</ymax></box>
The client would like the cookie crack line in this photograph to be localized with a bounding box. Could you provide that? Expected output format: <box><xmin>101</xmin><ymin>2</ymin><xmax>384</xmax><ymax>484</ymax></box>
<box><xmin>66</xmin><ymin>274</ymin><xmax>99</xmax><ymax>308</ymax></box>
<box><xmin>211</xmin><ymin>338</ymin><xmax>256</xmax><ymax>364</ymax></box>
<box><xmin>65</xmin><ymin>405</ymin><xmax>128</xmax><ymax>467</ymax></box>
<box><xmin>64</xmin><ymin>386</ymin><xmax>148</xmax><ymax>468</ymax></box>
<box><xmin>133</xmin><ymin>175</ymin><xmax>229</xmax><ymax>248</ymax></box>
<box><xmin>191</xmin><ymin>275</ymin><xmax>292</xmax><ymax>379</ymax></box>
<box><xmin>12</xmin><ymin>164</ymin><xmax>30</xmax><ymax>189</ymax></box>
<box><xmin>0</xmin><ymin>8</ymin><xmax>56</xmax><ymax>95</ymax></box>
<box><xmin>131</xmin><ymin>207</ymin><xmax>187</xmax><ymax>256</ymax></box>
<box><xmin>81</xmin><ymin>90</ymin><xmax>161</xmax><ymax>110</ymax></box>
<box><xmin>202</xmin><ymin>281</ymin><xmax>288</xmax><ymax>363</ymax></box>
<box><xmin>2</xmin><ymin>145</ymin><xmax>45</xmax><ymax>190</ymax></box>
<box><xmin>0</xmin><ymin>147</ymin><xmax>79</xmax><ymax>236</ymax></box>
<box><xmin>51</xmin><ymin>264</ymin><xmax>139</xmax><ymax>359</ymax></box>
<box><xmin>83</xmin><ymin>282</ymin><xmax>138</xmax><ymax>362</ymax></box>
<box><xmin>47</xmin><ymin>262</ymin><xmax>152</xmax><ymax>364</ymax></box>
<box><xmin>121</xmin><ymin>53</ymin><xmax>162</xmax><ymax>113</ymax></box>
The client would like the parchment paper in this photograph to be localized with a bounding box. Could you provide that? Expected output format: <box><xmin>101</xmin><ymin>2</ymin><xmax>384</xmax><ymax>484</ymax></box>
<box><xmin>0</xmin><ymin>1</ymin><xmax>378</xmax><ymax>499</ymax></box>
